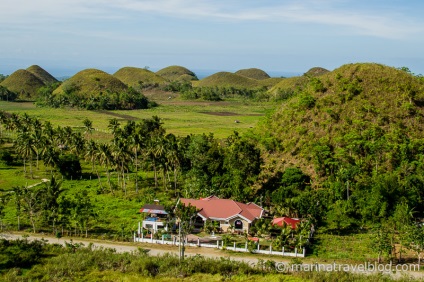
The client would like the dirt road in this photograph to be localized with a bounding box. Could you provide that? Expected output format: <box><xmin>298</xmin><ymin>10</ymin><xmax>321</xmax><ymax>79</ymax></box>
<box><xmin>1</xmin><ymin>232</ymin><xmax>423</xmax><ymax>280</ymax></box>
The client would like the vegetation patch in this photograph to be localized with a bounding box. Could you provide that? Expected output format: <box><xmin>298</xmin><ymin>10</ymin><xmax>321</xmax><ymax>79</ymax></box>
<box><xmin>195</xmin><ymin>72</ymin><xmax>262</xmax><ymax>89</ymax></box>
<box><xmin>113</xmin><ymin>67</ymin><xmax>167</xmax><ymax>89</ymax></box>
<box><xmin>235</xmin><ymin>68</ymin><xmax>271</xmax><ymax>80</ymax></box>
<box><xmin>26</xmin><ymin>65</ymin><xmax>58</xmax><ymax>85</ymax></box>
<box><xmin>156</xmin><ymin>65</ymin><xmax>198</xmax><ymax>82</ymax></box>
<box><xmin>0</xmin><ymin>69</ymin><xmax>45</xmax><ymax>100</ymax></box>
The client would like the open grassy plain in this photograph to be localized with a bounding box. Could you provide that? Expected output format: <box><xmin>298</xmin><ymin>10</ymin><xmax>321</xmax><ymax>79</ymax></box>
<box><xmin>0</xmin><ymin>94</ymin><xmax>275</xmax><ymax>139</ymax></box>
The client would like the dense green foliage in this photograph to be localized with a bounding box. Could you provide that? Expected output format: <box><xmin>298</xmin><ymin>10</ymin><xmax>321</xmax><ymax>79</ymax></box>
<box><xmin>37</xmin><ymin>85</ymin><xmax>157</xmax><ymax>110</ymax></box>
<box><xmin>254</xmin><ymin>63</ymin><xmax>424</xmax><ymax>234</ymax></box>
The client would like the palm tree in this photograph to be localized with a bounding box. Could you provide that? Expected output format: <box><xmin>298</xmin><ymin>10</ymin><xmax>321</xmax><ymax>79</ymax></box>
<box><xmin>165</xmin><ymin>134</ymin><xmax>181</xmax><ymax>196</ymax></box>
<box><xmin>85</xmin><ymin>140</ymin><xmax>102</xmax><ymax>185</ymax></box>
<box><xmin>97</xmin><ymin>143</ymin><xmax>114</xmax><ymax>194</ymax></box>
<box><xmin>83</xmin><ymin>118</ymin><xmax>94</xmax><ymax>135</ymax></box>
<box><xmin>112</xmin><ymin>138</ymin><xmax>130</xmax><ymax>194</ymax></box>
<box><xmin>10</xmin><ymin>186</ymin><xmax>24</xmax><ymax>230</ymax></box>
<box><xmin>41</xmin><ymin>176</ymin><xmax>65</xmax><ymax>234</ymax></box>
<box><xmin>128</xmin><ymin>130</ymin><xmax>143</xmax><ymax>193</ymax></box>
<box><xmin>15</xmin><ymin>131</ymin><xmax>36</xmax><ymax>178</ymax></box>
<box><xmin>108</xmin><ymin>118</ymin><xmax>120</xmax><ymax>136</ymax></box>
<box><xmin>42</xmin><ymin>146</ymin><xmax>59</xmax><ymax>175</ymax></box>
<box><xmin>21</xmin><ymin>184</ymin><xmax>42</xmax><ymax>233</ymax></box>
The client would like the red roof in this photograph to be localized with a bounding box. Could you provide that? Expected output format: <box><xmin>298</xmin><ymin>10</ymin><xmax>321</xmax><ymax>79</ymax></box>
<box><xmin>271</xmin><ymin>217</ymin><xmax>300</xmax><ymax>229</ymax></box>
<box><xmin>180</xmin><ymin>196</ymin><xmax>263</xmax><ymax>223</ymax></box>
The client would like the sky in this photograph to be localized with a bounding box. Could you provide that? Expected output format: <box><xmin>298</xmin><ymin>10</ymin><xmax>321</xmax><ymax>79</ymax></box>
<box><xmin>1</xmin><ymin>0</ymin><xmax>424</xmax><ymax>77</ymax></box>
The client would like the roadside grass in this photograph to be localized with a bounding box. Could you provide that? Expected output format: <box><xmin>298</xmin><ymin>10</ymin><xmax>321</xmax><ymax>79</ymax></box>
<box><xmin>308</xmin><ymin>233</ymin><xmax>377</xmax><ymax>263</ymax></box>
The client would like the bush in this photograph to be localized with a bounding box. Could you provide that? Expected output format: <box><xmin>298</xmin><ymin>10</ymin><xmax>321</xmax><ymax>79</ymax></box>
<box><xmin>57</xmin><ymin>154</ymin><xmax>82</xmax><ymax>179</ymax></box>
<box><xmin>0</xmin><ymin>150</ymin><xmax>15</xmax><ymax>165</ymax></box>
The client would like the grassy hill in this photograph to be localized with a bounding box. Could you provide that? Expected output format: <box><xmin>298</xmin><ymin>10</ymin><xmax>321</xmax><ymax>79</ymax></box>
<box><xmin>304</xmin><ymin>67</ymin><xmax>330</xmax><ymax>77</ymax></box>
<box><xmin>235</xmin><ymin>68</ymin><xmax>271</xmax><ymax>80</ymax></box>
<box><xmin>0</xmin><ymin>69</ymin><xmax>45</xmax><ymax>99</ymax></box>
<box><xmin>53</xmin><ymin>68</ymin><xmax>128</xmax><ymax>96</ymax></box>
<box><xmin>26</xmin><ymin>65</ymin><xmax>58</xmax><ymax>85</ymax></box>
<box><xmin>268</xmin><ymin>67</ymin><xmax>329</xmax><ymax>95</ymax></box>
<box><xmin>194</xmin><ymin>72</ymin><xmax>262</xmax><ymax>89</ymax></box>
<box><xmin>156</xmin><ymin>65</ymin><xmax>198</xmax><ymax>82</ymax></box>
<box><xmin>113</xmin><ymin>67</ymin><xmax>167</xmax><ymax>88</ymax></box>
<box><xmin>257</xmin><ymin>63</ymin><xmax>424</xmax><ymax>179</ymax></box>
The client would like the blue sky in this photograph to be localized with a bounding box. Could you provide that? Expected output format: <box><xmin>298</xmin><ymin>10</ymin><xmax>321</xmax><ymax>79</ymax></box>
<box><xmin>1</xmin><ymin>0</ymin><xmax>423</xmax><ymax>77</ymax></box>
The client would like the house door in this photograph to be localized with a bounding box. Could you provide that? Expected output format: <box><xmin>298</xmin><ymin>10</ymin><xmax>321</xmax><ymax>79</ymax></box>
<box><xmin>234</xmin><ymin>219</ymin><xmax>243</xmax><ymax>230</ymax></box>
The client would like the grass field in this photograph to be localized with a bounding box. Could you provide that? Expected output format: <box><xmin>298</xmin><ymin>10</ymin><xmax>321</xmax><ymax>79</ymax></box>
<box><xmin>0</xmin><ymin>96</ymin><xmax>276</xmax><ymax>139</ymax></box>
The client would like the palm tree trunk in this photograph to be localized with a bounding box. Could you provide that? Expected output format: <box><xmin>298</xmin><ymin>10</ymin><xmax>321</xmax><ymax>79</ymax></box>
<box><xmin>153</xmin><ymin>161</ymin><xmax>158</xmax><ymax>188</ymax></box>
<box><xmin>135</xmin><ymin>151</ymin><xmax>138</xmax><ymax>193</ymax></box>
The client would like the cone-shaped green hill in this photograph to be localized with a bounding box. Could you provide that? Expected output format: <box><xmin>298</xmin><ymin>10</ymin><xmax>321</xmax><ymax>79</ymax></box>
<box><xmin>114</xmin><ymin>67</ymin><xmax>166</xmax><ymax>88</ymax></box>
<box><xmin>26</xmin><ymin>65</ymin><xmax>58</xmax><ymax>85</ymax></box>
<box><xmin>156</xmin><ymin>65</ymin><xmax>198</xmax><ymax>81</ymax></box>
<box><xmin>195</xmin><ymin>72</ymin><xmax>262</xmax><ymax>89</ymax></box>
<box><xmin>0</xmin><ymin>69</ymin><xmax>45</xmax><ymax>99</ymax></box>
<box><xmin>53</xmin><ymin>69</ymin><xmax>128</xmax><ymax>96</ymax></box>
<box><xmin>256</xmin><ymin>63</ymin><xmax>424</xmax><ymax>181</ymax></box>
<box><xmin>235</xmin><ymin>68</ymin><xmax>271</xmax><ymax>80</ymax></box>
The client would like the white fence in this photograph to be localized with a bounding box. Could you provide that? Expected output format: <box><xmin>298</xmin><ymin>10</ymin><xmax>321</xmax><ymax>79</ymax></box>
<box><xmin>134</xmin><ymin>233</ymin><xmax>305</xmax><ymax>258</ymax></box>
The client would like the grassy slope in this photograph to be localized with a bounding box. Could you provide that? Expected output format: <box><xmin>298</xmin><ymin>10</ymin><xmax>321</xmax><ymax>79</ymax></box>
<box><xmin>257</xmin><ymin>63</ymin><xmax>424</xmax><ymax>179</ymax></box>
<box><xmin>53</xmin><ymin>69</ymin><xmax>128</xmax><ymax>96</ymax></box>
<box><xmin>26</xmin><ymin>65</ymin><xmax>58</xmax><ymax>85</ymax></box>
<box><xmin>194</xmin><ymin>72</ymin><xmax>262</xmax><ymax>89</ymax></box>
<box><xmin>156</xmin><ymin>65</ymin><xmax>198</xmax><ymax>81</ymax></box>
<box><xmin>304</xmin><ymin>67</ymin><xmax>330</xmax><ymax>77</ymax></box>
<box><xmin>0</xmin><ymin>69</ymin><xmax>45</xmax><ymax>98</ymax></box>
<box><xmin>113</xmin><ymin>67</ymin><xmax>167</xmax><ymax>87</ymax></box>
<box><xmin>235</xmin><ymin>68</ymin><xmax>271</xmax><ymax>80</ymax></box>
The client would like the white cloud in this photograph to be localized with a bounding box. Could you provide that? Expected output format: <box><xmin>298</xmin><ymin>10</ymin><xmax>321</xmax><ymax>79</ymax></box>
<box><xmin>0</xmin><ymin>0</ymin><xmax>422</xmax><ymax>39</ymax></box>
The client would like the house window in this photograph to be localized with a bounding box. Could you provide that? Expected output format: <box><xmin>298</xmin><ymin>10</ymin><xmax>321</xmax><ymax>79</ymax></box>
<box><xmin>234</xmin><ymin>220</ymin><xmax>243</xmax><ymax>230</ymax></box>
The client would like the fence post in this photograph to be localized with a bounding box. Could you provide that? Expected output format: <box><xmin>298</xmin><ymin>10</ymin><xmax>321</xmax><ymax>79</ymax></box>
<box><xmin>217</xmin><ymin>240</ymin><xmax>219</xmax><ymax>249</ymax></box>
<box><xmin>269</xmin><ymin>244</ymin><xmax>272</xmax><ymax>254</ymax></box>
<box><xmin>245</xmin><ymin>242</ymin><xmax>248</xmax><ymax>251</ymax></box>
<box><xmin>295</xmin><ymin>248</ymin><xmax>298</xmax><ymax>257</ymax></box>
<box><xmin>133</xmin><ymin>232</ymin><xmax>136</xmax><ymax>242</ymax></box>
<box><xmin>233</xmin><ymin>242</ymin><xmax>236</xmax><ymax>251</ymax></box>
<box><xmin>162</xmin><ymin>235</ymin><xmax>164</xmax><ymax>244</ymax></box>
<box><xmin>257</xmin><ymin>242</ymin><xmax>260</xmax><ymax>251</ymax></box>
<box><xmin>197</xmin><ymin>238</ymin><xmax>200</xmax><ymax>247</ymax></box>
<box><xmin>282</xmin><ymin>247</ymin><xmax>285</xmax><ymax>255</ymax></box>
<box><xmin>303</xmin><ymin>248</ymin><xmax>306</xmax><ymax>257</ymax></box>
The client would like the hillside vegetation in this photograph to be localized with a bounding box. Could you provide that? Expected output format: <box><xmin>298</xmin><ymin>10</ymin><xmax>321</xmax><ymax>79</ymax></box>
<box><xmin>156</xmin><ymin>65</ymin><xmax>198</xmax><ymax>81</ymax></box>
<box><xmin>53</xmin><ymin>69</ymin><xmax>127</xmax><ymax>96</ymax></box>
<box><xmin>254</xmin><ymin>63</ymin><xmax>424</xmax><ymax>230</ymax></box>
<box><xmin>194</xmin><ymin>71</ymin><xmax>262</xmax><ymax>89</ymax></box>
<box><xmin>0</xmin><ymin>69</ymin><xmax>45</xmax><ymax>99</ymax></box>
<box><xmin>235</xmin><ymin>68</ymin><xmax>271</xmax><ymax>80</ymax></box>
<box><xmin>26</xmin><ymin>65</ymin><xmax>58</xmax><ymax>85</ymax></box>
<box><xmin>113</xmin><ymin>67</ymin><xmax>167</xmax><ymax>88</ymax></box>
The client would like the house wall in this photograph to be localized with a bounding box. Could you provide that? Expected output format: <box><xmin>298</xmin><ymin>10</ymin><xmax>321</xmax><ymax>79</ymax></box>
<box><xmin>218</xmin><ymin>218</ymin><xmax>250</xmax><ymax>233</ymax></box>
